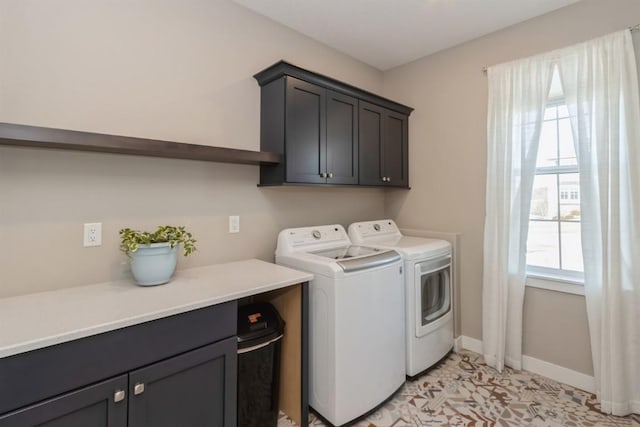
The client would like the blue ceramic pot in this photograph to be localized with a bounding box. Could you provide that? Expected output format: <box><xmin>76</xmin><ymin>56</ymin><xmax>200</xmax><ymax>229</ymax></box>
<box><xmin>130</xmin><ymin>242</ymin><xmax>178</xmax><ymax>286</ymax></box>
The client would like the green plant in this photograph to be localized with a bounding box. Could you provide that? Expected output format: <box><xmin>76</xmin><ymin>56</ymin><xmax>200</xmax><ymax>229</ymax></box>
<box><xmin>119</xmin><ymin>225</ymin><xmax>197</xmax><ymax>256</ymax></box>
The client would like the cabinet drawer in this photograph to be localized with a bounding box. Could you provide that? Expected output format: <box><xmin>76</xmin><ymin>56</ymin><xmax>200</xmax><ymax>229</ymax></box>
<box><xmin>0</xmin><ymin>301</ymin><xmax>236</xmax><ymax>415</ymax></box>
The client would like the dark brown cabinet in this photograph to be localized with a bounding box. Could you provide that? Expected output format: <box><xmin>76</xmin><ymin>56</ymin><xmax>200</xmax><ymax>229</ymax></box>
<box><xmin>285</xmin><ymin>77</ymin><xmax>326</xmax><ymax>184</ymax></box>
<box><xmin>0</xmin><ymin>304</ymin><xmax>237</xmax><ymax>427</ymax></box>
<box><xmin>255</xmin><ymin>61</ymin><xmax>411</xmax><ymax>188</ymax></box>
<box><xmin>326</xmin><ymin>90</ymin><xmax>359</xmax><ymax>184</ymax></box>
<box><xmin>0</xmin><ymin>375</ymin><xmax>128</xmax><ymax>427</ymax></box>
<box><xmin>260</xmin><ymin>76</ymin><xmax>358</xmax><ymax>185</ymax></box>
<box><xmin>128</xmin><ymin>338</ymin><xmax>236</xmax><ymax>427</ymax></box>
<box><xmin>0</xmin><ymin>340</ymin><xmax>236</xmax><ymax>427</ymax></box>
<box><xmin>359</xmin><ymin>101</ymin><xmax>408</xmax><ymax>187</ymax></box>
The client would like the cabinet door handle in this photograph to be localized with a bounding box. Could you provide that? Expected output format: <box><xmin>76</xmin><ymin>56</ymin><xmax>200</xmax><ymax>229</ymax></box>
<box><xmin>320</xmin><ymin>172</ymin><xmax>327</xmax><ymax>178</ymax></box>
<box><xmin>387</xmin><ymin>177</ymin><xmax>392</xmax><ymax>183</ymax></box>
<box><xmin>134</xmin><ymin>383</ymin><xmax>145</xmax><ymax>395</ymax></box>
<box><xmin>114</xmin><ymin>390</ymin><xmax>125</xmax><ymax>403</ymax></box>
<box><xmin>328</xmin><ymin>172</ymin><xmax>333</xmax><ymax>178</ymax></box>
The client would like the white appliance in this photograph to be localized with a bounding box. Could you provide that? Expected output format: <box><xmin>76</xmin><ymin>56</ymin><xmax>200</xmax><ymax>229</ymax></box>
<box><xmin>276</xmin><ymin>224</ymin><xmax>405</xmax><ymax>426</ymax></box>
<box><xmin>348</xmin><ymin>219</ymin><xmax>454</xmax><ymax>378</ymax></box>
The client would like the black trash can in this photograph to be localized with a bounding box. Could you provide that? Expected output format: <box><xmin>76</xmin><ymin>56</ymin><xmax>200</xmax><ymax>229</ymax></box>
<box><xmin>237</xmin><ymin>302</ymin><xmax>285</xmax><ymax>427</ymax></box>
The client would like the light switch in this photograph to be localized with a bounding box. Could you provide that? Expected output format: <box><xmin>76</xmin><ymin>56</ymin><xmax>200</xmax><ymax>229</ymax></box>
<box><xmin>229</xmin><ymin>216</ymin><xmax>240</xmax><ymax>233</ymax></box>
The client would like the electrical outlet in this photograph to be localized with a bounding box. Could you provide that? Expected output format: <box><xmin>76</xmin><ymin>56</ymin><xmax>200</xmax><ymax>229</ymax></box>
<box><xmin>229</xmin><ymin>216</ymin><xmax>240</xmax><ymax>233</ymax></box>
<box><xmin>83</xmin><ymin>223</ymin><xmax>102</xmax><ymax>247</ymax></box>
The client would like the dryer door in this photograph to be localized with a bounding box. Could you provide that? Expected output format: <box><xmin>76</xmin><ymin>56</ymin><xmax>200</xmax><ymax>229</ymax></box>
<box><xmin>415</xmin><ymin>257</ymin><xmax>451</xmax><ymax>337</ymax></box>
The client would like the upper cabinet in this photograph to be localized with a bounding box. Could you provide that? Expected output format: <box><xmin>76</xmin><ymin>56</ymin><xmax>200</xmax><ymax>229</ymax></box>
<box><xmin>359</xmin><ymin>102</ymin><xmax>408</xmax><ymax>187</ymax></box>
<box><xmin>282</xmin><ymin>77</ymin><xmax>358</xmax><ymax>185</ymax></box>
<box><xmin>254</xmin><ymin>61</ymin><xmax>412</xmax><ymax>188</ymax></box>
<box><xmin>326</xmin><ymin>89</ymin><xmax>359</xmax><ymax>185</ymax></box>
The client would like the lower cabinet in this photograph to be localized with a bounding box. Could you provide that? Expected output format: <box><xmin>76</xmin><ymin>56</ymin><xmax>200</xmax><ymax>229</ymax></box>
<box><xmin>0</xmin><ymin>375</ymin><xmax>128</xmax><ymax>427</ymax></box>
<box><xmin>0</xmin><ymin>338</ymin><xmax>236</xmax><ymax>427</ymax></box>
<box><xmin>0</xmin><ymin>303</ymin><xmax>238</xmax><ymax>427</ymax></box>
<box><xmin>128</xmin><ymin>337</ymin><xmax>236</xmax><ymax>427</ymax></box>
<box><xmin>0</xmin><ymin>286</ymin><xmax>309</xmax><ymax>427</ymax></box>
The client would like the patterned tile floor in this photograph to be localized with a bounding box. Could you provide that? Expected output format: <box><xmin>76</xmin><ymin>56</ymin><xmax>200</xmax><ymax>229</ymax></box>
<box><xmin>278</xmin><ymin>350</ymin><xmax>639</xmax><ymax>426</ymax></box>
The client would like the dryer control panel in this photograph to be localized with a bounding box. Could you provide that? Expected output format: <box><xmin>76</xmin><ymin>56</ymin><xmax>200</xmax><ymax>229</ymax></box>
<box><xmin>348</xmin><ymin>219</ymin><xmax>400</xmax><ymax>242</ymax></box>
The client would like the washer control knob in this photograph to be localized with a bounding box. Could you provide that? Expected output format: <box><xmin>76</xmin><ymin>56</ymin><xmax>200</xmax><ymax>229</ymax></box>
<box><xmin>373</xmin><ymin>224</ymin><xmax>381</xmax><ymax>231</ymax></box>
<box><xmin>312</xmin><ymin>230</ymin><xmax>321</xmax><ymax>239</ymax></box>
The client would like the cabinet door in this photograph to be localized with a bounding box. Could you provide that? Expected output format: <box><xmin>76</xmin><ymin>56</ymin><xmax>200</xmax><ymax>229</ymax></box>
<box><xmin>383</xmin><ymin>110</ymin><xmax>409</xmax><ymax>187</ymax></box>
<box><xmin>0</xmin><ymin>375</ymin><xmax>127</xmax><ymax>427</ymax></box>
<box><xmin>128</xmin><ymin>337</ymin><xmax>237</xmax><ymax>427</ymax></box>
<box><xmin>358</xmin><ymin>101</ymin><xmax>385</xmax><ymax>186</ymax></box>
<box><xmin>326</xmin><ymin>90</ymin><xmax>358</xmax><ymax>185</ymax></box>
<box><xmin>285</xmin><ymin>76</ymin><xmax>327</xmax><ymax>184</ymax></box>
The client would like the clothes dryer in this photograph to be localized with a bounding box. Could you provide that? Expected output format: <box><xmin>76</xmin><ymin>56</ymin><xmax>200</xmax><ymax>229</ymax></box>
<box><xmin>349</xmin><ymin>219</ymin><xmax>453</xmax><ymax>378</ymax></box>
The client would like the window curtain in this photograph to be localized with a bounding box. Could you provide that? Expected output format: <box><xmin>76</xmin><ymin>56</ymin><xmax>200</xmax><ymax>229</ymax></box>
<box><xmin>482</xmin><ymin>58</ymin><xmax>553</xmax><ymax>372</ymax></box>
<box><xmin>559</xmin><ymin>30</ymin><xmax>640</xmax><ymax>416</ymax></box>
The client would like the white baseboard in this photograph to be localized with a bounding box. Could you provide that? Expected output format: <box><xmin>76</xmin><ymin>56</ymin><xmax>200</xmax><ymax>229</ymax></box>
<box><xmin>522</xmin><ymin>355</ymin><xmax>595</xmax><ymax>393</ymax></box>
<box><xmin>455</xmin><ymin>335</ymin><xmax>483</xmax><ymax>354</ymax></box>
<box><xmin>454</xmin><ymin>335</ymin><xmax>595</xmax><ymax>393</ymax></box>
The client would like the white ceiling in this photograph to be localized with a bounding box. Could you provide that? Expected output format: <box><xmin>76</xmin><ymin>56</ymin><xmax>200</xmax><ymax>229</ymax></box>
<box><xmin>233</xmin><ymin>0</ymin><xmax>580</xmax><ymax>70</ymax></box>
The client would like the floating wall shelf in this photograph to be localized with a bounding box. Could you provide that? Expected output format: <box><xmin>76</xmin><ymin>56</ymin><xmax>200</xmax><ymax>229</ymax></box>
<box><xmin>0</xmin><ymin>122</ymin><xmax>281</xmax><ymax>166</ymax></box>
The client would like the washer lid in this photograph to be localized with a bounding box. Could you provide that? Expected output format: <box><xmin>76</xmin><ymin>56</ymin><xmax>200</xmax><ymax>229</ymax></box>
<box><xmin>310</xmin><ymin>244</ymin><xmax>382</xmax><ymax>260</ymax></box>
<box><xmin>310</xmin><ymin>245</ymin><xmax>401</xmax><ymax>272</ymax></box>
<box><xmin>336</xmin><ymin>250</ymin><xmax>401</xmax><ymax>272</ymax></box>
<box><xmin>373</xmin><ymin>236</ymin><xmax>450</xmax><ymax>260</ymax></box>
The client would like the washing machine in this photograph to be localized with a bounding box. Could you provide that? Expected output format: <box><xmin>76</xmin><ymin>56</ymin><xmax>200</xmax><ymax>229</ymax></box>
<box><xmin>276</xmin><ymin>224</ymin><xmax>405</xmax><ymax>426</ymax></box>
<box><xmin>349</xmin><ymin>219</ymin><xmax>454</xmax><ymax>379</ymax></box>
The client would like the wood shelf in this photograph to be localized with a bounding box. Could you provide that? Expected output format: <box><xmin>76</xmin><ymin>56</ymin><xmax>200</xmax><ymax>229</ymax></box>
<box><xmin>0</xmin><ymin>122</ymin><xmax>281</xmax><ymax>166</ymax></box>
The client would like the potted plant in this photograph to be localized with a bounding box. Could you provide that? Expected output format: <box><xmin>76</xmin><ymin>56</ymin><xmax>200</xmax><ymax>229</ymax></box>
<box><xmin>119</xmin><ymin>225</ymin><xmax>197</xmax><ymax>286</ymax></box>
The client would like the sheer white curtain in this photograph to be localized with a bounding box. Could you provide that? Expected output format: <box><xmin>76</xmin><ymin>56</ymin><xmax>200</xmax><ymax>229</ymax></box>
<box><xmin>482</xmin><ymin>58</ymin><xmax>553</xmax><ymax>372</ymax></box>
<box><xmin>559</xmin><ymin>30</ymin><xmax>640</xmax><ymax>416</ymax></box>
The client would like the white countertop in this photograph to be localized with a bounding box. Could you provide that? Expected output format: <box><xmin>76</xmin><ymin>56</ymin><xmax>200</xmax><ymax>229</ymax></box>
<box><xmin>0</xmin><ymin>259</ymin><xmax>313</xmax><ymax>358</ymax></box>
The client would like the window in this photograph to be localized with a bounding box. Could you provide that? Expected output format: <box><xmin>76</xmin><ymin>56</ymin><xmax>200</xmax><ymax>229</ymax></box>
<box><xmin>526</xmin><ymin>79</ymin><xmax>584</xmax><ymax>283</ymax></box>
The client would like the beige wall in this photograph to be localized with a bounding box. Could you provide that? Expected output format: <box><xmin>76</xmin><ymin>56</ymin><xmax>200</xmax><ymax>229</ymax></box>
<box><xmin>383</xmin><ymin>0</ymin><xmax>640</xmax><ymax>375</ymax></box>
<box><xmin>2</xmin><ymin>0</ymin><xmax>638</xmax><ymax>377</ymax></box>
<box><xmin>0</xmin><ymin>0</ymin><xmax>386</xmax><ymax>297</ymax></box>
<box><xmin>523</xmin><ymin>287</ymin><xmax>592</xmax><ymax>375</ymax></box>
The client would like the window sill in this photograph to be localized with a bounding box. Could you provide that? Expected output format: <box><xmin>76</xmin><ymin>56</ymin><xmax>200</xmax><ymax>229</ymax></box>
<box><xmin>526</xmin><ymin>274</ymin><xmax>585</xmax><ymax>296</ymax></box>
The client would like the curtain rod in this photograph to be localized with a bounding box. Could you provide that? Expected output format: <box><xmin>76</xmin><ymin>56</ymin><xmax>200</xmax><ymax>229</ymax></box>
<box><xmin>481</xmin><ymin>24</ymin><xmax>640</xmax><ymax>74</ymax></box>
